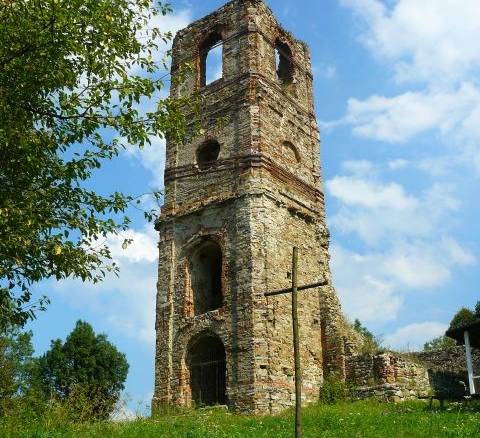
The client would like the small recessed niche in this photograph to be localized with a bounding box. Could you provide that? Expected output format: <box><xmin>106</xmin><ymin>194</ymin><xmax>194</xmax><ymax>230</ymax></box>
<box><xmin>196</xmin><ymin>140</ymin><xmax>220</xmax><ymax>169</ymax></box>
<box><xmin>275</xmin><ymin>40</ymin><xmax>294</xmax><ymax>85</ymax></box>
<box><xmin>282</xmin><ymin>141</ymin><xmax>300</xmax><ymax>163</ymax></box>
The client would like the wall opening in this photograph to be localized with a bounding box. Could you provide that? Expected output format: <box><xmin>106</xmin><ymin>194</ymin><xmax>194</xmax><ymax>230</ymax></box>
<box><xmin>189</xmin><ymin>239</ymin><xmax>223</xmax><ymax>315</ymax></box>
<box><xmin>275</xmin><ymin>40</ymin><xmax>294</xmax><ymax>84</ymax></box>
<box><xmin>200</xmin><ymin>32</ymin><xmax>223</xmax><ymax>87</ymax></box>
<box><xmin>196</xmin><ymin>140</ymin><xmax>220</xmax><ymax>169</ymax></box>
<box><xmin>187</xmin><ymin>333</ymin><xmax>227</xmax><ymax>406</ymax></box>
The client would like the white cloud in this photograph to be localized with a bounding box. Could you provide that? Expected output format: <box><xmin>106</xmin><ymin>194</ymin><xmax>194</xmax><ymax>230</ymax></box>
<box><xmin>328</xmin><ymin>175</ymin><xmax>417</xmax><ymax>210</ymax></box>
<box><xmin>53</xmin><ymin>225</ymin><xmax>158</xmax><ymax>344</ymax></box>
<box><xmin>327</xmin><ymin>165</ymin><xmax>476</xmax><ymax>324</ymax></box>
<box><xmin>125</xmin><ymin>137</ymin><xmax>166</xmax><ymax>189</ymax></box>
<box><xmin>131</xmin><ymin>8</ymin><xmax>193</xmax><ymax>75</ymax></box>
<box><xmin>343</xmin><ymin>82</ymin><xmax>480</xmax><ymax>144</ymax></box>
<box><xmin>340</xmin><ymin>0</ymin><xmax>480</xmax><ymax>85</ymax></box>
<box><xmin>122</xmin><ymin>8</ymin><xmax>192</xmax><ymax>188</ymax></box>
<box><xmin>384</xmin><ymin>321</ymin><xmax>449</xmax><ymax>351</ymax></box>
<box><xmin>331</xmin><ymin>237</ymin><xmax>474</xmax><ymax>324</ymax></box>
<box><xmin>442</xmin><ymin>237</ymin><xmax>476</xmax><ymax>266</ymax></box>
<box><xmin>107</xmin><ymin>227</ymin><xmax>158</xmax><ymax>264</ymax></box>
<box><xmin>331</xmin><ymin>244</ymin><xmax>403</xmax><ymax>323</ymax></box>
<box><xmin>327</xmin><ymin>170</ymin><xmax>461</xmax><ymax>244</ymax></box>
<box><xmin>313</xmin><ymin>64</ymin><xmax>337</xmax><ymax>79</ymax></box>
<box><xmin>335</xmin><ymin>1</ymin><xmax>480</xmax><ymax>172</ymax></box>
<box><xmin>388</xmin><ymin>159</ymin><xmax>408</xmax><ymax>170</ymax></box>
<box><xmin>341</xmin><ymin>159</ymin><xmax>375</xmax><ymax>176</ymax></box>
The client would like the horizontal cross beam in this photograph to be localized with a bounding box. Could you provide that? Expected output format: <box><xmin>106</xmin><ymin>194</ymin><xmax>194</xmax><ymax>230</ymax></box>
<box><xmin>264</xmin><ymin>280</ymin><xmax>327</xmax><ymax>297</ymax></box>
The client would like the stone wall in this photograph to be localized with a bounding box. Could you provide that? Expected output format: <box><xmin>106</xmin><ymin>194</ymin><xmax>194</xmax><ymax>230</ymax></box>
<box><xmin>411</xmin><ymin>347</ymin><xmax>479</xmax><ymax>397</ymax></box>
<box><xmin>346</xmin><ymin>353</ymin><xmax>431</xmax><ymax>401</ymax></box>
<box><xmin>345</xmin><ymin>347</ymin><xmax>478</xmax><ymax>401</ymax></box>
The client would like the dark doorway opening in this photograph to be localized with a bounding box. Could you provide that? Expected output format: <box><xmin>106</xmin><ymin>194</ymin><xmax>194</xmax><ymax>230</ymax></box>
<box><xmin>190</xmin><ymin>239</ymin><xmax>223</xmax><ymax>316</ymax></box>
<box><xmin>188</xmin><ymin>334</ymin><xmax>227</xmax><ymax>406</ymax></box>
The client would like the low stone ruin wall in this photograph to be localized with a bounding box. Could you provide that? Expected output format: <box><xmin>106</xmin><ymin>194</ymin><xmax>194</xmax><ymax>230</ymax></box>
<box><xmin>345</xmin><ymin>346</ymin><xmax>478</xmax><ymax>401</ymax></box>
<box><xmin>346</xmin><ymin>353</ymin><xmax>430</xmax><ymax>402</ymax></box>
<box><xmin>410</xmin><ymin>346</ymin><xmax>479</xmax><ymax>397</ymax></box>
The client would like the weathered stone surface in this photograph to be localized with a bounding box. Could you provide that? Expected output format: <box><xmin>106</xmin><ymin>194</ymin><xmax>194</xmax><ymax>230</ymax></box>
<box><xmin>346</xmin><ymin>353</ymin><xmax>431</xmax><ymax>401</ymax></box>
<box><xmin>152</xmin><ymin>0</ymin><xmax>352</xmax><ymax>414</ymax></box>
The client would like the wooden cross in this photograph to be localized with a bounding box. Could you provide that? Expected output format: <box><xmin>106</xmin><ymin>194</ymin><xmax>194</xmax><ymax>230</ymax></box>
<box><xmin>264</xmin><ymin>247</ymin><xmax>327</xmax><ymax>438</ymax></box>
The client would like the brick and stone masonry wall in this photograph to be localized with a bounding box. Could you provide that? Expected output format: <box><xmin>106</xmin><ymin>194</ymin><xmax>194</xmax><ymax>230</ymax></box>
<box><xmin>153</xmin><ymin>0</ymin><xmax>359</xmax><ymax>414</ymax></box>
<box><xmin>411</xmin><ymin>347</ymin><xmax>480</xmax><ymax>397</ymax></box>
<box><xmin>346</xmin><ymin>353</ymin><xmax>430</xmax><ymax>401</ymax></box>
<box><xmin>345</xmin><ymin>346</ymin><xmax>478</xmax><ymax>401</ymax></box>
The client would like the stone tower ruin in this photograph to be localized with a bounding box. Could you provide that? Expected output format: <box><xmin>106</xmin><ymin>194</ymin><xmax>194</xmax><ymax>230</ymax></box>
<box><xmin>153</xmin><ymin>0</ymin><xmax>351</xmax><ymax>413</ymax></box>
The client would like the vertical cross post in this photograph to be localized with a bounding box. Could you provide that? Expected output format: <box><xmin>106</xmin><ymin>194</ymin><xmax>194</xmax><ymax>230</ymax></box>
<box><xmin>464</xmin><ymin>330</ymin><xmax>475</xmax><ymax>395</ymax></box>
<box><xmin>291</xmin><ymin>247</ymin><xmax>302</xmax><ymax>438</ymax></box>
<box><xmin>264</xmin><ymin>248</ymin><xmax>327</xmax><ymax>438</ymax></box>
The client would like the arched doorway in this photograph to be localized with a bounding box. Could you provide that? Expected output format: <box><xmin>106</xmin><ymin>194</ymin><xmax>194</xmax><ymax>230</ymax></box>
<box><xmin>187</xmin><ymin>333</ymin><xmax>226</xmax><ymax>406</ymax></box>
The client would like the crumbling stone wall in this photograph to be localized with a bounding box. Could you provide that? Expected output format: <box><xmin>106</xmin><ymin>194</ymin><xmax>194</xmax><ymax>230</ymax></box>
<box><xmin>346</xmin><ymin>353</ymin><xmax>431</xmax><ymax>401</ymax></box>
<box><xmin>411</xmin><ymin>347</ymin><xmax>480</xmax><ymax>397</ymax></box>
<box><xmin>153</xmin><ymin>0</ymin><xmax>357</xmax><ymax>414</ymax></box>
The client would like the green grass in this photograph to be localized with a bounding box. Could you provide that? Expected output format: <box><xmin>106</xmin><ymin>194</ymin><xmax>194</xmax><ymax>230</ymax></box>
<box><xmin>1</xmin><ymin>400</ymin><xmax>479</xmax><ymax>437</ymax></box>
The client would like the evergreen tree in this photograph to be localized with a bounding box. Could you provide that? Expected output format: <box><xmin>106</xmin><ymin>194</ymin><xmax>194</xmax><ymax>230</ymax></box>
<box><xmin>36</xmin><ymin>321</ymin><xmax>129</xmax><ymax>419</ymax></box>
<box><xmin>449</xmin><ymin>308</ymin><xmax>477</xmax><ymax>330</ymax></box>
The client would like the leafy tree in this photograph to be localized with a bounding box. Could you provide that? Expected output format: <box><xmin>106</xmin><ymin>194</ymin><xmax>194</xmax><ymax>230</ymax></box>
<box><xmin>353</xmin><ymin>319</ymin><xmax>382</xmax><ymax>354</ymax></box>
<box><xmin>36</xmin><ymin>320</ymin><xmax>129</xmax><ymax>420</ymax></box>
<box><xmin>0</xmin><ymin>326</ymin><xmax>35</xmax><ymax>415</ymax></box>
<box><xmin>423</xmin><ymin>335</ymin><xmax>456</xmax><ymax>351</ymax></box>
<box><xmin>0</xmin><ymin>0</ymin><xmax>189</xmax><ymax>328</ymax></box>
<box><xmin>475</xmin><ymin>300</ymin><xmax>480</xmax><ymax>319</ymax></box>
<box><xmin>449</xmin><ymin>308</ymin><xmax>477</xmax><ymax>330</ymax></box>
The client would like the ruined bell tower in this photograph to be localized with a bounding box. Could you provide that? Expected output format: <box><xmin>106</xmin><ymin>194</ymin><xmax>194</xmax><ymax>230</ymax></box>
<box><xmin>153</xmin><ymin>0</ymin><xmax>350</xmax><ymax>413</ymax></box>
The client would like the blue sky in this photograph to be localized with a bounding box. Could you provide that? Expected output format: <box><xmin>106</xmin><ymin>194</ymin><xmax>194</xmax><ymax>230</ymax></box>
<box><xmin>28</xmin><ymin>0</ymin><xmax>480</xmax><ymax>414</ymax></box>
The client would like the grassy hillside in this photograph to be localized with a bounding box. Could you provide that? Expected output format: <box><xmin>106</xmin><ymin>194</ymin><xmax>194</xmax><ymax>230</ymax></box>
<box><xmin>1</xmin><ymin>400</ymin><xmax>479</xmax><ymax>437</ymax></box>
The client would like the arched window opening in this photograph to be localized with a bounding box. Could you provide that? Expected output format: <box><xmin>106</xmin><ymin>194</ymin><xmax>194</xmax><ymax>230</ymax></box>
<box><xmin>282</xmin><ymin>141</ymin><xmax>300</xmax><ymax>163</ymax></box>
<box><xmin>187</xmin><ymin>333</ymin><xmax>226</xmax><ymax>406</ymax></box>
<box><xmin>200</xmin><ymin>32</ymin><xmax>223</xmax><ymax>87</ymax></box>
<box><xmin>196</xmin><ymin>140</ymin><xmax>220</xmax><ymax>169</ymax></box>
<box><xmin>189</xmin><ymin>239</ymin><xmax>223</xmax><ymax>316</ymax></box>
<box><xmin>275</xmin><ymin>40</ymin><xmax>294</xmax><ymax>84</ymax></box>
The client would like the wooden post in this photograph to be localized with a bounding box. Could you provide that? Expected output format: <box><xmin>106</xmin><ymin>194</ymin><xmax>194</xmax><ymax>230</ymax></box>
<box><xmin>291</xmin><ymin>247</ymin><xmax>302</xmax><ymax>438</ymax></box>
<box><xmin>464</xmin><ymin>330</ymin><xmax>475</xmax><ymax>395</ymax></box>
<box><xmin>263</xmin><ymin>248</ymin><xmax>327</xmax><ymax>437</ymax></box>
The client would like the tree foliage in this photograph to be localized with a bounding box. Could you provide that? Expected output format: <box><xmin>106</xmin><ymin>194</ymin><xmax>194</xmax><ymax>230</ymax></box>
<box><xmin>353</xmin><ymin>318</ymin><xmax>382</xmax><ymax>354</ymax></box>
<box><xmin>423</xmin><ymin>335</ymin><xmax>456</xmax><ymax>352</ymax></box>
<box><xmin>36</xmin><ymin>320</ymin><xmax>129</xmax><ymax>419</ymax></box>
<box><xmin>0</xmin><ymin>0</ymin><xmax>188</xmax><ymax>328</ymax></box>
<box><xmin>0</xmin><ymin>327</ymin><xmax>35</xmax><ymax>415</ymax></box>
<box><xmin>449</xmin><ymin>308</ymin><xmax>477</xmax><ymax>330</ymax></box>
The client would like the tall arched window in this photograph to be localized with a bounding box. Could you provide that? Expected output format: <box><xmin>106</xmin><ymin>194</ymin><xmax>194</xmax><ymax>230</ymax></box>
<box><xmin>275</xmin><ymin>40</ymin><xmax>294</xmax><ymax>84</ymax></box>
<box><xmin>189</xmin><ymin>239</ymin><xmax>223</xmax><ymax>316</ymax></box>
<box><xmin>200</xmin><ymin>32</ymin><xmax>223</xmax><ymax>87</ymax></box>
